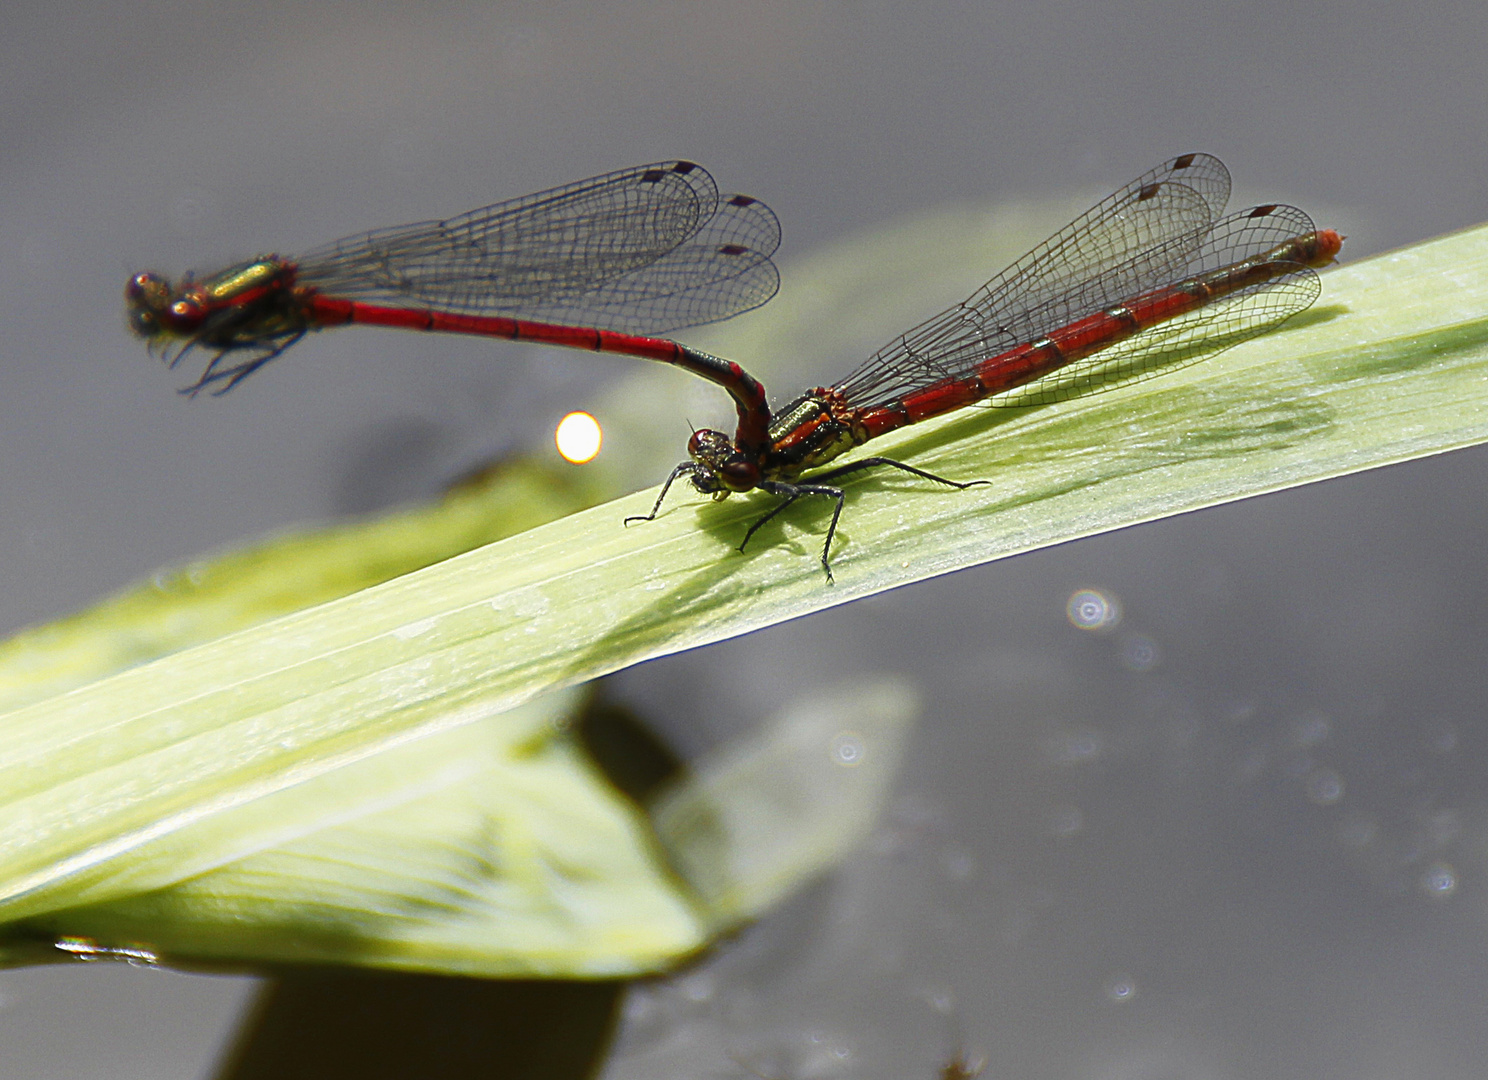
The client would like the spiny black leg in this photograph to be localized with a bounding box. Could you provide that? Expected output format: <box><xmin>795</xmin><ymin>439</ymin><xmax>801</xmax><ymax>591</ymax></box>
<box><xmin>179</xmin><ymin>345</ymin><xmax>229</xmax><ymax>397</ymax></box>
<box><xmin>182</xmin><ymin>333</ymin><xmax>307</xmax><ymax>397</ymax></box>
<box><xmin>816</xmin><ymin>486</ymin><xmax>848</xmax><ymax>584</ymax></box>
<box><xmin>166</xmin><ymin>339</ymin><xmax>197</xmax><ymax>371</ymax></box>
<box><xmin>814</xmin><ymin>456</ymin><xmax>989</xmax><ymax>490</ymax></box>
<box><xmin>810</xmin><ymin>457</ymin><xmax>985</xmax><ymax>580</ymax></box>
<box><xmin>749</xmin><ymin>480</ymin><xmax>847</xmax><ymax>584</ymax></box>
<box><xmin>741</xmin><ymin>458</ymin><xmax>983</xmax><ymax>582</ymax></box>
<box><xmin>214</xmin><ymin>333</ymin><xmax>306</xmax><ymax>395</ymax></box>
<box><xmin>739</xmin><ymin>482</ymin><xmax>805</xmax><ymax>552</ymax></box>
<box><xmin>625</xmin><ymin>463</ymin><xmax>696</xmax><ymax>526</ymax></box>
<box><xmin>203</xmin><ymin>356</ymin><xmax>267</xmax><ymax>397</ymax></box>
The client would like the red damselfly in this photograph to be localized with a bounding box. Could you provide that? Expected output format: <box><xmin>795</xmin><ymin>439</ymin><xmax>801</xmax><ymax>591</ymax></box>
<box><xmin>628</xmin><ymin>153</ymin><xmax>1342</xmax><ymax>581</ymax></box>
<box><xmin>126</xmin><ymin>161</ymin><xmax>781</xmax><ymax>414</ymax></box>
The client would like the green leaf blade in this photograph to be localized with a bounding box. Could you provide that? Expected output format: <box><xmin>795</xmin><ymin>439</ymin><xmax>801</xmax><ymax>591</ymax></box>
<box><xmin>2</xmin><ymin>215</ymin><xmax>1485</xmax><ymax>959</ymax></box>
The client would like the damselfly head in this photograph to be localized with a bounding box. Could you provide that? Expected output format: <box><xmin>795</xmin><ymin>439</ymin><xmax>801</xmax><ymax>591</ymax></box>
<box><xmin>686</xmin><ymin>428</ymin><xmax>761</xmax><ymax>494</ymax></box>
<box><xmin>124</xmin><ymin>271</ymin><xmax>173</xmax><ymax>340</ymax></box>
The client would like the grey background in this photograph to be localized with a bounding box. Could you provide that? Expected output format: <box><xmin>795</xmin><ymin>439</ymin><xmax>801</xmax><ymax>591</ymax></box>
<box><xmin>2</xmin><ymin>1</ymin><xmax>1487</xmax><ymax>1077</ymax></box>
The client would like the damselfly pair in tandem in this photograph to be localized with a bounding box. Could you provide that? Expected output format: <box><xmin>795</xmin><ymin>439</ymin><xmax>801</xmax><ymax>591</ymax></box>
<box><xmin>128</xmin><ymin>154</ymin><xmax>1340</xmax><ymax>580</ymax></box>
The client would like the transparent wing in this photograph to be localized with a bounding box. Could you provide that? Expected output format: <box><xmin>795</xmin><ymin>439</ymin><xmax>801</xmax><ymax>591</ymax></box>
<box><xmin>501</xmin><ymin>193</ymin><xmax>781</xmax><ymax>333</ymax></box>
<box><xmin>294</xmin><ymin>161</ymin><xmax>780</xmax><ymax>331</ymax></box>
<box><xmin>989</xmin><ymin>204</ymin><xmax>1322</xmax><ymax>407</ymax></box>
<box><xmin>836</xmin><ymin>153</ymin><xmax>1234</xmax><ymax>407</ymax></box>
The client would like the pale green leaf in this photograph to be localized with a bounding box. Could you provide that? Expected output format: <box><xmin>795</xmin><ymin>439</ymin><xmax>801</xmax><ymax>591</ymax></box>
<box><xmin>4</xmin><ymin>680</ymin><xmax>917</xmax><ymax>976</ymax></box>
<box><xmin>16</xmin><ymin>689</ymin><xmax>710</xmax><ymax>977</ymax></box>
<box><xmin>654</xmin><ymin>678</ymin><xmax>917</xmax><ymax>930</ymax></box>
<box><xmin>0</xmin><ymin>459</ymin><xmax>603</xmax><ymax>714</ymax></box>
<box><xmin>1</xmin><ymin>209</ymin><xmax>1482</xmax><ymax>974</ymax></box>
